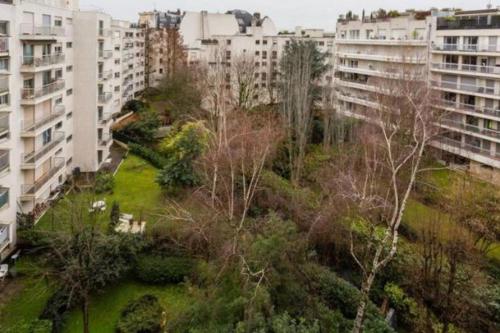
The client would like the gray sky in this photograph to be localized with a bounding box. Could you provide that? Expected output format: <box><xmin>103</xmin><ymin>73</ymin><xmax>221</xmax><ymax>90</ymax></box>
<box><xmin>79</xmin><ymin>0</ymin><xmax>486</xmax><ymax>31</ymax></box>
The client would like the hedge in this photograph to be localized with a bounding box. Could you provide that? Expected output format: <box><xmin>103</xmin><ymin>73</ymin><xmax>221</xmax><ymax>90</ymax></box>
<box><xmin>128</xmin><ymin>143</ymin><xmax>167</xmax><ymax>169</ymax></box>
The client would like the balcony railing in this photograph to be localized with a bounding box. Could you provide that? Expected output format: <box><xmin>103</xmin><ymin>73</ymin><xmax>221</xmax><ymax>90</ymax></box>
<box><xmin>437</xmin><ymin>16</ymin><xmax>500</xmax><ymax>30</ymax></box>
<box><xmin>0</xmin><ymin>188</ymin><xmax>8</xmax><ymax>210</ymax></box>
<box><xmin>0</xmin><ymin>113</ymin><xmax>9</xmax><ymax>136</ymax></box>
<box><xmin>0</xmin><ymin>150</ymin><xmax>9</xmax><ymax>173</ymax></box>
<box><xmin>432</xmin><ymin>43</ymin><xmax>500</xmax><ymax>53</ymax></box>
<box><xmin>98</xmin><ymin>70</ymin><xmax>113</xmax><ymax>81</ymax></box>
<box><xmin>98</xmin><ymin>133</ymin><xmax>112</xmax><ymax>146</ymax></box>
<box><xmin>440</xmin><ymin>119</ymin><xmax>500</xmax><ymax>140</ymax></box>
<box><xmin>21</xmin><ymin>105</ymin><xmax>65</xmax><ymax>134</ymax></box>
<box><xmin>22</xmin><ymin>53</ymin><xmax>65</xmax><ymax>68</ymax></box>
<box><xmin>431</xmin><ymin>80</ymin><xmax>496</xmax><ymax>96</ymax></box>
<box><xmin>437</xmin><ymin>99</ymin><xmax>500</xmax><ymax>119</ymax></box>
<box><xmin>20</xmin><ymin>24</ymin><xmax>65</xmax><ymax>37</ymax></box>
<box><xmin>21</xmin><ymin>80</ymin><xmax>65</xmax><ymax>101</ymax></box>
<box><xmin>22</xmin><ymin>131</ymin><xmax>65</xmax><ymax>165</ymax></box>
<box><xmin>432</xmin><ymin>62</ymin><xmax>500</xmax><ymax>75</ymax></box>
<box><xmin>437</xmin><ymin>137</ymin><xmax>499</xmax><ymax>161</ymax></box>
<box><xmin>0</xmin><ymin>223</ymin><xmax>9</xmax><ymax>252</ymax></box>
<box><xmin>0</xmin><ymin>76</ymin><xmax>8</xmax><ymax>94</ymax></box>
<box><xmin>0</xmin><ymin>37</ymin><xmax>8</xmax><ymax>53</ymax></box>
<box><xmin>98</xmin><ymin>50</ymin><xmax>113</xmax><ymax>59</ymax></box>
<box><xmin>21</xmin><ymin>158</ymin><xmax>65</xmax><ymax>196</ymax></box>
<box><xmin>98</xmin><ymin>92</ymin><xmax>112</xmax><ymax>104</ymax></box>
<box><xmin>99</xmin><ymin>113</ymin><xmax>112</xmax><ymax>124</ymax></box>
<box><xmin>98</xmin><ymin>28</ymin><xmax>112</xmax><ymax>37</ymax></box>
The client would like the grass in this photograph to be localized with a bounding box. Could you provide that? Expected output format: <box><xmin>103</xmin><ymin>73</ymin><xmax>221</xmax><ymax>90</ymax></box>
<box><xmin>63</xmin><ymin>280</ymin><xmax>190</xmax><ymax>333</ymax></box>
<box><xmin>38</xmin><ymin>154</ymin><xmax>164</xmax><ymax>231</ymax></box>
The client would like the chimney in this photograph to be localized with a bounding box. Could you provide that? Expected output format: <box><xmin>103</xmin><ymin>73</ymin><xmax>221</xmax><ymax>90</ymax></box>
<box><xmin>254</xmin><ymin>12</ymin><xmax>261</xmax><ymax>21</ymax></box>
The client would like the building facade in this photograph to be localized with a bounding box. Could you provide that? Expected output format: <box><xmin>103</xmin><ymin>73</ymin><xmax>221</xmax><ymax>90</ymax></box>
<box><xmin>0</xmin><ymin>0</ymin><xmax>144</xmax><ymax>260</ymax></box>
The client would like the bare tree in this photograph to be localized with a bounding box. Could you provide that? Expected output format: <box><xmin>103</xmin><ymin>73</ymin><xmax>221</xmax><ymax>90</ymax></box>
<box><xmin>330</xmin><ymin>63</ymin><xmax>439</xmax><ymax>332</ymax></box>
<box><xmin>232</xmin><ymin>53</ymin><xmax>258</xmax><ymax>110</ymax></box>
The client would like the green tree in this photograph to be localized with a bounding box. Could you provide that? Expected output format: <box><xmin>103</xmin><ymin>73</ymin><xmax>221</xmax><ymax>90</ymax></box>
<box><xmin>156</xmin><ymin>121</ymin><xmax>208</xmax><ymax>191</ymax></box>
<box><xmin>109</xmin><ymin>201</ymin><xmax>121</xmax><ymax>233</ymax></box>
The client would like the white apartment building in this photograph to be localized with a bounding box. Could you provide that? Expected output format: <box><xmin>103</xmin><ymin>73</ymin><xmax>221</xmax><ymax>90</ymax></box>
<box><xmin>335</xmin><ymin>8</ymin><xmax>500</xmax><ymax>185</ymax></box>
<box><xmin>0</xmin><ymin>0</ymin><xmax>144</xmax><ymax>261</ymax></box>
<box><xmin>429</xmin><ymin>9</ymin><xmax>500</xmax><ymax>184</ymax></box>
<box><xmin>140</xmin><ymin>10</ymin><xmax>335</xmax><ymax>105</ymax></box>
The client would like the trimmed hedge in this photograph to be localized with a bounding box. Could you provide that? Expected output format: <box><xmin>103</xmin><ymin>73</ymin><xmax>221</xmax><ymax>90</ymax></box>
<box><xmin>136</xmin><ymin>255</ymin><xmax>193</xmax><ymax>284</ymax></box>
<box><xmin>116</xmin><ymin>295</ymin><xmax>163</xmax><ymax>333</ymax></box>
<box><xmin>128</xmin><ymin>143</ymin><xmax>167</xmax><ymax>169</ymax></box>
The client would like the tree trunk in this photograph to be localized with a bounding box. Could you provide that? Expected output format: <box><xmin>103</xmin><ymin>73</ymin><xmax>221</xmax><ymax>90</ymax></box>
<box><xmin>82</xmin><ymin>297</ymin><xmax>90</xmax><ymax>333</ymax></box>
<box><xmin>352</xmin><ymin>273</ymin><xmax>376</xmax><ymax>333</ymax></box>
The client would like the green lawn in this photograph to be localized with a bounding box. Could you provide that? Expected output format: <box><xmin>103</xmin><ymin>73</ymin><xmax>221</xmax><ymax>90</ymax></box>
<box><xmin>63</xmin><ymin>280</ymin><xmax>190</xmax><ymax>333</ymax></box>
<box><xmin>38</xmin><ymin>154</ymin><xmax>164</xmax><ymax>230</ymax></box>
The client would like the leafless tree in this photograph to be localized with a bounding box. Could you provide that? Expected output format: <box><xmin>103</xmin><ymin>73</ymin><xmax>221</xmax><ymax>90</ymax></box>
<box><xmin>232</xmin><ymin>53</ymin><xmax>258</xmax><ymax>110</ymax></box>
<box><xmin>329</xmin><ymin>63</ymin><xmax>440</xmax><ymax>333</ymax></box>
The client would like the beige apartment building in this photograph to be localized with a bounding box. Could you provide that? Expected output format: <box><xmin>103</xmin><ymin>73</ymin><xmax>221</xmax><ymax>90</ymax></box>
<box><xmin>0</xmin><ymin>0</ymin><xmax>144</xmax><ymax>260</ymax></box>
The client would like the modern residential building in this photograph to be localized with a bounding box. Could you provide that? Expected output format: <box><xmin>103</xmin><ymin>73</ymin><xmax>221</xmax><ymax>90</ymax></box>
<box><xmin>429</xmin><ymin>8</ymin><xmax>500</xmax><ymax>184</ymax></box>
<box><xmin>335</xmin><ymin>8</ymin><xmax>500</xmax><ymax>185</ymax></box>
<box><xmin>0</xmin><ymin>0</ymin><xmax>145</xmax><ymax>261</ymax></box>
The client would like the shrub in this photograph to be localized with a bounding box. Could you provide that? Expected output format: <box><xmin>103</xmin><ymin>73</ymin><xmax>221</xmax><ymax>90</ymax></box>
<box><xmin>384</xmin><ymin>283</ymin><xmax>419</xmax><ymax>328</ymax></box>
<box><xmin>95</xmin><ymin>171</ymin><xmax>115</xmax><ymax>194</ymax></box>
<box><xmin>129</xmin><ymin>143</ymin><xmax>167</xmax><ymax>169</ymax></box>
<box><xmin>116</xmin><ymin>295</ymin><xmax>164</xmax><ymax>333</ymax></box>
<box><xmin>109</xmin><ymin>201</ymin><xmax>120</xmax><ymax>233</ymax></box>
<box><xmin>39</xmin><ymin>290</ymin><xmax>72</xmax><ymax>333</ymax></box>
<box><xmin>28</xmin><ymin>320</ymin><xmax>53</xmax><ymax>333</ymax></box>
<box><xmin>123</xmin><ymin>99</ymin><xmax>147</xmax><ymax>113</ymax></box>
<box><xmin>136</xmin><ymin>255</ymin><xmax>193</xmax><ymax>284</ymax></box>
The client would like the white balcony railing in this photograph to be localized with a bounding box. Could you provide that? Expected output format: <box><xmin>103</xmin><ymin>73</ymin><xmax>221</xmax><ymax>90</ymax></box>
<box><xmin>21</xmin><ymin>105</ymin><xmax>65</xmax><ymax>134</ymax></box>
<box><xmin>22</xmin><ymin>131</ymin><xmax>65</xmax><ymax>164</ymax></box>
<box><xmin>437</xmin><ymin>99</ymin><xmax>500</xmax><ymax>119</ymax></box>
<box><xmin>432</xmin><ymin>43</ymin><xmax>500</xmax><ymax>53</ymax></box>
<box><xmin>440</xmin><ymin>119</ymin><xmax>500</xmax><ymax>140</ymax></box>
<box><xmin>0</xmin><ymin>223</ymin><xmax>9</xmax><ymax>252</ymax></box>
<box><xmin>0</xmin><ymin>37</ymin><xmax>8</xmax><ymax>53</ymax></box>
<box><xmin>98</xmin><ymin>50</ymin><xmax>113</xmax><ymax>59</ymax></box>
<box><xmin>22</xmin><ymin>53</ymin><xmax>65</xmax><ymax>68</ymax></box>
<box><xmin>0</xmin><ymin>113</ymin><xmax>9</xmax><ymax>135</ymax></box>
<box><xmin>98</xmin><ymin>70</ymin><xmax>113</xmax><ymax>81</ymax></box>
<box><xmin>0</xmin><ymin>150</ymin><xmax>9</xmax><ymax>173</ymax></box>
<box><xmin>0</xmin><ymin>188</ymin><xmax>8</xmax><ymax>210</ymax></box>
<box><xmin>0</xmin><ymin>76</ymin><xmax>8</xmax><ymax>94</ymax></box>
<box><xmin>21</xmin><ymin>79</ymin><xmax>65</xmax><ymax>101</ymax></box>
<box><xmin>21</xmin><ymin>157</ymin><xmax>65</xmax><ymax>197</ymax></box>
<box><xmin>98</xmin><ymin>92</ymin><xmax>112</xmax><ymax>104</ymax></box>
<box><xmin>98</xmin><ymin>133</ymin><xmax>112</xmax><ymax>146</ymax></box>
<box><xmin>431</xmin><ymin>62</ymin><xmax>500</xmax><ymax>75</ymax></box>
<box><xmin>20</xmin><ymin>24</ymin><xmax>65</xmax><ymax>37</ymax></box>
<box><xmin>431</xmin><ymin>80</ymin><xmax>496</xmax><ymax>96</ymax></box>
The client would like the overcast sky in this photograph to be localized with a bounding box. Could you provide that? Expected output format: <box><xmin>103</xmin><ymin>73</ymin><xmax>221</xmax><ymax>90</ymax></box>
<box><xmin>79</xmin><ymin>0</ymin><xmax>484</xmax><ymax>31</ymax></box>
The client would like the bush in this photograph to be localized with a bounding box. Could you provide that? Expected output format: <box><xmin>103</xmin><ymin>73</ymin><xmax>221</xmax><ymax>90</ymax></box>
<box><xmin>129</xmin><ymin>143</ymin><xmax>167</xmax><ymax>169</ymax></box>
<box><xmin>123</xmin><ymin>99</ymin><xmax>147</xmax><ymax>113</ymax></box>
<box><xmin>39</xmin><ymin>290</ymin><xmax>72</xmax><ymax>333</ymax></box>
<box><xmin>28</xmin><ymin>320</ymin><xmax>53</xmax><ymax>333</ymax></box>
<box><xmin>95</xmin><ymin>171</ymin><xmax>115</xmax><ymax>194</ymax></box>
<box><xmin>116</xmin><ymin>295</ymin><xmax>164</xmax><ymax>333</ymax></box>
<box><xmin>136</xmin><ymin>255</ymin><xmax>193</xmax><ymax>284</ymax></box>
<box><xmin>384</xmin><ymin>283</ymin><xmax>419</xmax><ymax>329</ymax></box>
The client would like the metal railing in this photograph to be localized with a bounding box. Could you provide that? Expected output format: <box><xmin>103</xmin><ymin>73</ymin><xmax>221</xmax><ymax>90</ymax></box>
<box><xmin>20</xmin><ymin>24</ymin><xmax>65</xmax><ymax>37</ymax></box>
<box><xmin>0</xmin><ymin>76</ymin><xmax>8</xmax><ymax>94</ymax></box>
<box><xmin>437</xmin><ymin>137</ymin><xmax>499</xmax><ymax>161</ymax></box>
<box><xmin>21</xmin><ymin>79</ymin><xmax>65</xmax><ymax>101</ymax></box>
<box><xmin>98</xmin><ymin>50</ymin><xmax>113</xmax><ymax>59</ymax></box>
<box><xmin>0</xmin><ymin>188</ymin><xmax>8</xmax><ymax>209</ymax></box>
<box><xmin>99</xmin><ymin>113</ymin><xmax>112</xmax><ymax>124</ymax></box>
<box><xmin>98</xmin><ymin>92</ymin><xmax>112</xmax><ymax>104</ymax></box>
<box><xmin>437</xmin><ymin>99</ymin><xmax>500</xmax><ymax>119</ymax></box>
<box><xmin>0</xmin><ymin>113</ymin><xmax>9</xmax><ymax>135</ymax></box>
<box><xmin>22</xmin><ymin>131</ymin><xmax>65</xmax><ymax>164</ymax></box>
<box><xmin>98</xmin><ymin>28</ymin><xmax>112</xmax><ymax>37</ymax></box>
<box><xmin>431</xmin><ymin>43</ymin><xmax>500</xmax><ymax>52</ymax></box>
<box><xmin>98</xmin><ymin>133</ymin><xmax>112</xmax><ymax>146</ymax></box>
<box><xmin>0</xmin><ymin>223</ymin><xmax>9</xmax><ymax>252</ymax></box>
<box><xmin>432</xmin><ymin>62</ymin><xmax>500</xmax><ymax>75</ymax></box>
<box><xmin>98</xmin><ymin>70</ymin><xmax>113</xmax><ymax>80</ymax></box>
<box><xmin>440</xmin><ymin>119</ymin><xmax>500</xmax><ymax>140</ymax></box>
<box><xmin>21</xmin><ymin>157</ymin><xmax>65</xmax><ymax>196</ymax></box>
<box><xmin>0</xmin><ymin>150</ymin><xmax>9</xmax><ymax>173</ymax></box>
<box><xmin>21</xmin><ymin>105</ymin><xmax>65</xmax><ymax>133</ymax></box>
<box><xmin>437</xmin><ymin>16</ymin><xmax>500</xmax><ymax>30</ymax></box>
<box><xmin>0</xmin><ymin>37</ymin><xmax>8</xmax><ymax>53</ymax></box>
<box><xmin>22</xmin><ymin>53</ymin><xmax>65</xmax><ymax>68</ymax></box>
<box><xmin>431</xmin><ymin>80</ymin><xmax>496</xmax><ymax>96</ymax></box>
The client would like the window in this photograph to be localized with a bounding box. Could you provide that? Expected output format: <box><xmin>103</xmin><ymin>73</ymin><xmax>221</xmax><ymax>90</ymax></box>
<box><xmin>54</xmin><ymin>17</ymin><xmax>63</xmax><ymax>27</ymax></box>
<box><xmin>66</xmin><ymin>65</ymin><xmax>73</xmax><ymax>72</ymax></box>
<box><xmin>66</xmin><ymin>18</ymin><xmax>72</xmax><ymax>25</ymax></box>
<box><xmin>226</xmin><ymin>39</ymin><xmax>231</xmax><ymax>45</ymax></box>
<box><xmin>42</xmin><ymin>15</ymin><xmax>51</xmax><ymax>27</ymax></box>
<box><xmin>0</xmin><ymin>59</ymin><xmax>8</xmax><ymax>71</ymax></box>
<box><xmin>66</xmin><ymin>42</ymin><xmax>72</xmax><ymax>48</ymax></box>
<box><xmin>42</xmin><ymin>128</ymin><xmax>52</xmax><ymax>145</ymax></box>
<box><xmin>66</xmin><ymin>134</ymin><xmax>72</xmax><ymax>142</ymax></box>
<box><xmin>55</xmin><ymin>121</ymin><xmax>62</xmax><ymax>130</ymax></box>
<box><xmin>66</xmin><ymin>112</ymin><xmax>73</xmax><ymax>119</ymax></box>
<box><xmin>66</xmin><ymin>89</ymin><xmax>72</xmax><ymax>96</ymax></box>
<box><xmin>255</xmin><ymin>40</ymin><xmax>260</xmax><ymax>45</ymax></box>
<box><xmin>115</xmin><ymin>59</ymin><xmax>120</xmax><ymax>64</ymax></box>
<box><xmin>114</xmin><ymin>72</ymin><xmax>120</xmax><ymax>78</ymax></box>
<box><xmin>263</xmin><ymin>40</ymin><xmax>268</xmax><ymax>45</ymax></box>
<box><xmin>55</xmin><ymin>69</ymin><xmax>63</xmax><ymax>79</ymax></box>
<box><xmin>114</xmin><ymin>86</ymin><xmax>120</xmax><ymax>92</ymax></box>
<box><xmin>0</xmin><ymin>21</ymin><xmax>9</xmax><ymax>35</ymax></box>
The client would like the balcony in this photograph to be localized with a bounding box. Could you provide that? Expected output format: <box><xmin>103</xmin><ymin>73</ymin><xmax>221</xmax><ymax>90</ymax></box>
<box><xmin>21</xmin><ymin>105</ymin><xmax>65</xmax><ymax>136</ymax></box>
<box><xmin>21</xmin><ymin>157</ymin><xmax>65</xmax><ymax>199</ymax></box>
<box><xmin>336</xmin><ymin>52</ymin><xmax>426</xmax><ymax>64</ymax></box>
<box><xmin>431</xmin><ymin>62</ymin><xmax>500</xmax><ymax>77</ymax></box>
<box><xmin>98</xmin><ymin>70</ymin><xmax>113</xmax><ymax>81</ymax></box>
<box><xmin>0</xmin><ymin>188</ymin><xmax>8</xmax><ymax>210</ymax></box>
<box><xmin>0</xmin><ymin>150</ymin><xmax>9</xmax><ymax>174</ymax></box>
<box><xmin>21</xmin><ymin>53</ymin><xmax>65</xmax><ymax>71</ymax></box>
<box><xmin>98</xmin><ymin>133</ymin><xmax>112</xmax><ymax>146</ymax></box>
<box><xmin>98</xmin><ymin>50</ymin><xmax>113</xmax><ymax>60</ymax></box>
<box><xmin>22</xmin><ymin>131</ymin><xmax>65</xmax><ymax>166</ymax></box>
<box><xmin>433</xmin><ymin>137</ymin><xmax>500</xmax><ymax>168</ymax></box>
<box><xmin>20</xmin><ymin>24</ymin><xmax>65</xmax><ymax>40</ymax></box>
<box><xmin>335</xmin><ymin>38</ymin><xmax>427</xmax><ymax>46</ymax></box>
<box><xmin>437</xmin><ymin>16</ymin><xmax>500</xmax><ymax>30</ymax></box>
<box><xmin>0</xmin><ymin>76</ymin><xmax>8</xmax><ymax>95</ymax></box>
<box><xmin>99</xmin><ymin>112</ymin><xmax>112</xmax><ymax>124</ymax></box>
<box><xmin>98</xmin><ymin>92</ymin><xmax>112</xmax><ymax>104</ymax></box>
<box><xmin>0</xmin><ymin>37</ymin><xmax>8</xmax><ymax>55</ymax></box>
<box><xmin>431</xmin><ymin>80</ymin><xmax>496</xmax><ymax>97</ymax></box>
<box><xmin>437</xmin><ymin>99</ymin><xmax>500</xmax><ymax>120</ymax></box>
<box><xmin>98</xmin><ymin>28</ymin><xmax>112</xmax><ymax>38</ymax></box>
<box><xmin>0</xmin><ymin>113</ymin><xmax>9</xmax><ymax>138</ymax></box>
<box><xmin>439</xmin><ymin>119</ymin><xmax>500</xmax><ymax>142</ymax></box>
<box><xmin>0</xmin><ymin>223</ymin><xmax>9</xmax><ymax>253</ymax></box>
<box><xmin>21</xmin><ymin>79</ymin><xmax>65</xmax><ymax>103</ymax></box>
<box><xmin>431</xmin><ymin>43</ymin><xmax>500</xmax><ymax>53</ymax></box>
